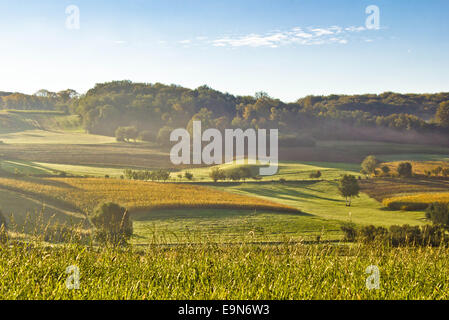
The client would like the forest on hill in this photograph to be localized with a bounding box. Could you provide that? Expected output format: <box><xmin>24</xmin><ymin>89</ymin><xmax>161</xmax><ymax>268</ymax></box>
<box><xmin>1</xmin><ymin>81</ymin><xmax>449</xmax><ymax>145</ymax></box>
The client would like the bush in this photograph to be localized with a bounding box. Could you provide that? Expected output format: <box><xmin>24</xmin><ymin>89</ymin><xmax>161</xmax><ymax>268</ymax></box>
<box><xmin>184</xmin><ymin>172</ymin><xmax>193</xmax><ymax>181</ymax></box>
<box><xmin>358</xmin><ymin>225</ymin><xmax>388</xmax><ymax>243</ymax></box>
<box><xmin>381</xmin><ymin>165</ymin><xmax>390</xmax><ymax>175</ymax></box>
<box><xmin>89</xmin><ymin>202</ymin><xmax>133</xmax><ymax>244</ymax></box>
<box><xmin>309</xmin><ymin>170</ymin><xmax>322</xmax><ymax>179</ymax></box>
<box><xmin>426</xmin><ymin>202</ymin><xmax>449</xmax><ymax>227</ymax></box>
<box><xmin>340</xmin><ymin>223</ymin><xmax>357</xmax><ymax>242</ymax></box>
<box><xmin>344</xmin><ymin>223</ymin><xmax>448</xmax><ymax>247</ymax></box>
<box><xmin>209</xmin><ymin>168</ymin><xmax>226</xmax><ymax>182</ymax></box>
<box><xmin>115</xmin><ymin>126</ymin><xmax>138</xmax><ymax>142</ymax></box>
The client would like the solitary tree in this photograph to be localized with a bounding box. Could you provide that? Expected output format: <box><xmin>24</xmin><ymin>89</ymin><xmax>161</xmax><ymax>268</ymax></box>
<box><xmin>436</xmin><ymin>101</ymin><xmax>449</xmax><ymax>128</ymax></box>
<box><xmin>397</xmin><ymin>162</ymin><xmax>413</xmax><ymax>178</ymax></box>
<box><xmin>361</xmin><ymin>155</ymin><xmax>380</xmax><ymax>176</ymax></box>
<box><xmin>338</xmin><ymin>175</ymin><xmax>360</xmax><ymax>207</ymax></box>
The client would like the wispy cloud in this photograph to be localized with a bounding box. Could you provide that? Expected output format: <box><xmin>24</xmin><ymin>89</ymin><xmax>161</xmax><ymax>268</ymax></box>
<box><xmin>203</xmin><ymin>25</ymin><xmax>378</xmax><ymax>48</ymax></box>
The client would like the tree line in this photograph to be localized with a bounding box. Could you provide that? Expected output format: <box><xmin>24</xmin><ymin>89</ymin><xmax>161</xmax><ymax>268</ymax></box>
<box><xmin>2</xmin><ymin>81</ymin><xmax>449</xmax><ymax>145</ymax></box>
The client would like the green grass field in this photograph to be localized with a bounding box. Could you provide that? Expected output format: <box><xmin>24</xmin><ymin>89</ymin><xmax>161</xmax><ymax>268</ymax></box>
<box><xmin>1</xmin><ymin>127</ymin><xmax>449</xmax><ymax>300</ymax></box>
<box><xmin>173</xmin><ymin>161</ymin><xmax>361</xmax><ymax>182</ymax></box>
<box><xmin>213</xmin><ymin>181</ymin><xmax>427</xmax><ymax>227</ymax></box>
<box><xmin>131</xmin><ymin>208</ymin><xmax>342</xmax><ymax>244</ymax></box>
<box><xmin>1</xmin><ymin>241</ymin><xmax>449</xmax><ymax>299</ymax></box>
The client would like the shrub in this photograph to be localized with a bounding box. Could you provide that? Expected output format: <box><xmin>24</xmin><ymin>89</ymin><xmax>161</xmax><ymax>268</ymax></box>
<box><xmin>348</xmin><ymin>224</ymin><xmax>448</xmax><ymax>247</ymax></box>
<box><xmin>426</xmin><ymin>202</ymin><xmax>449</xmax><ymax>227</ymax></box>
<box><xmin>358</xmin><ymin>225</ymin><xmax>388</xmax><ymax>243</ymax></box>
<box><xmin>340</xmin><ymin>223</ymin><xmax>357</xmax><ymax>242</ymax></box>
<box><xmin>389</xmin><ymin>225</ymin><xmax>422</xmax><ymax>246</ymax></box>
<box><xmin>309</xmin><ymin>170</ymin><xmax>322</xmax><ymax>179</ymax></box>
<box><xmin>89</xmin><ymin>202</ymin><xmax>133</xmax><ymax>244</ymax></box>
<box><xmin>116</xmin><ymin>126</ymin><xmax>138</xmax><ymax>142</ymax></box>
<box><xmin>381</xmin><ymin>165</ymin><xmax>390</xmax><ymax>175</ymax></box>
<box><xmin>184</xmin><ymin>172</ymin><xmax>193</xmax><ymax>181</ymax></box>
<box><xmin>209</xmin><ymin>168</ymin><xmax>226</xmax><ymax>182</ymax></box>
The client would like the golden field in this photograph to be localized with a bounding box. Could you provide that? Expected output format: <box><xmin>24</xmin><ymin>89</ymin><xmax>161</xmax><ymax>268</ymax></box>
<box><xmin>0</xmin><ymin>177</ymin><xmax>299</xmax><ymax>214</ymax></box>
<box><xmin>383</xmin><ymin>192</ymin><xmax>449</xmax><ymax>211</ymax></box>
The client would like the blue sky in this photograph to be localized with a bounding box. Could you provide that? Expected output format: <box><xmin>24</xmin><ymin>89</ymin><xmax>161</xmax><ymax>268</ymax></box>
<box><xmin>0</xmin><ymin>0</ymin><xmax>448</xmax><ymax>101</ymax></box>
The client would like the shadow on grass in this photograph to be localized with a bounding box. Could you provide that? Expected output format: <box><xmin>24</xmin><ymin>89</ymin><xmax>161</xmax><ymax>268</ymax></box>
<box><xmin>235</xmin><ymin>182</ymin><xmax>342</xmax><ymax>204</ymax></box>
<box><xmin>132</xmin><ymin>208</ymin><xmax>313</xmax><ymax>221</ymax></box>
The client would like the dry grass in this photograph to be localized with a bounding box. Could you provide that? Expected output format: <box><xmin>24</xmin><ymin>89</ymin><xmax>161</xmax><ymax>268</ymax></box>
<box><xmin>0</xmin><ymin>176</ymin><xmax>299</xmax><ymax>214</ymax></box>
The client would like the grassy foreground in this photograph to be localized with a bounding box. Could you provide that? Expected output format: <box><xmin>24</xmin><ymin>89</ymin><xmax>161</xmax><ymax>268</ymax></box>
<box><xmin>1</xmin><ymin>241</ymin><xmax>449</xmax><ymax>299</ymax></box>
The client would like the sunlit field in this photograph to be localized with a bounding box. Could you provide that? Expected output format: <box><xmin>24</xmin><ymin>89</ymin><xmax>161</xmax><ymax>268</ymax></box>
<box><xmin>0</xmin><ymin>176</ymin><xmax>299</xmax><ymax>215</ymax></box>
<box><xmin>1</xmin><ymin>241</ymin><xmax>449</xmax><ymax>300</ymax></box>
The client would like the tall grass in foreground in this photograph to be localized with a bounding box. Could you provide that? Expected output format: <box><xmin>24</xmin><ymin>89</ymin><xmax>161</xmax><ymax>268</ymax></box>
<box><xmin>1</xmin><ymin>239</ymin><xmax>449</xmax><ymax>299</ymax></box>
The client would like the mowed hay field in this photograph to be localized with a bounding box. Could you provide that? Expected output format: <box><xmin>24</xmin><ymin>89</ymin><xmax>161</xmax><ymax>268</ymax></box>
<box><xmin>0</xmin><ymin>177</ymin><xmax>299</xmax><ymax>214</ymax></box>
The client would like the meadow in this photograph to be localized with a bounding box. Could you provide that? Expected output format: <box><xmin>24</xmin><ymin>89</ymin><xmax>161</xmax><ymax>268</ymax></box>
<box><xmin>1</xmin><ymin>126</ymin><xmax>449</xmax><ymax>300</ymax></box>
<box><xmin>1</xmin><ymin>241</ymin><xmax>449</xmax><ymax>299</ymax></box>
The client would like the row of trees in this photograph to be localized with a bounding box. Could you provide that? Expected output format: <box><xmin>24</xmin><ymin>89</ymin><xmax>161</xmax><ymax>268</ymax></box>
<box><xmin>209</xmin><ymin>167</ymin><xmax>256</xmax><ymax>182</ymax></box>
<box><xmin>123</xmin><ymin>169</ymin><xmax>170</xmax><ymax>181</ymax></box>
